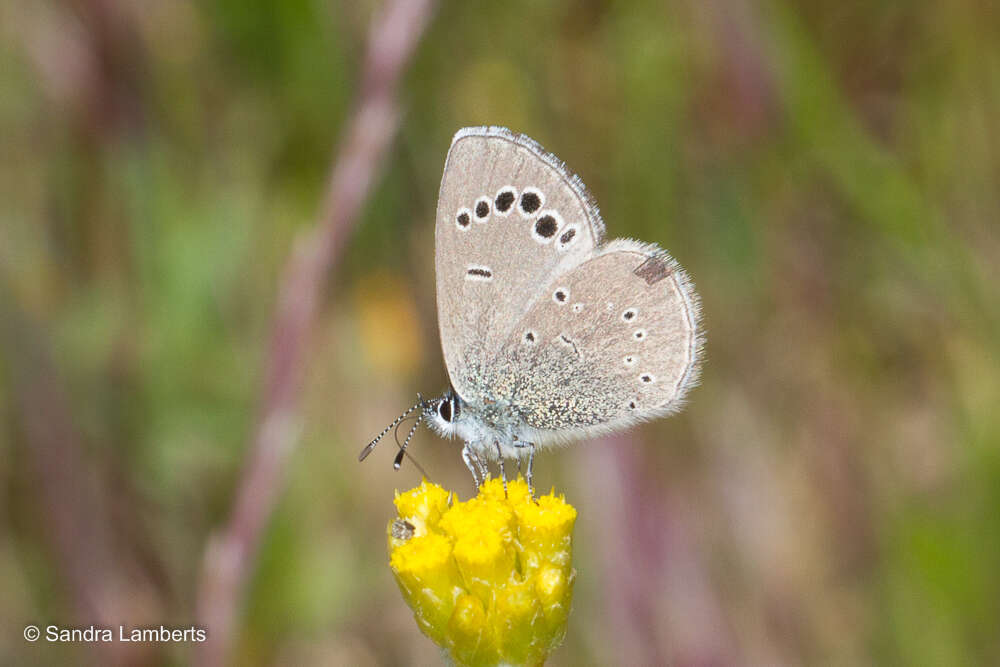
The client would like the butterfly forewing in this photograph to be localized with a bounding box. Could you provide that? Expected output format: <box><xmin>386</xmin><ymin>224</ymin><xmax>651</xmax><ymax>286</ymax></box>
<box><xmin>435</xmin><ymin>127</ymin><xmax>605</xmax><ymax>403</ymax></box>
<box><xmin>495</xmin><ymin>240</ymin><xmax>702</xmax><ymax>441</ymax></box>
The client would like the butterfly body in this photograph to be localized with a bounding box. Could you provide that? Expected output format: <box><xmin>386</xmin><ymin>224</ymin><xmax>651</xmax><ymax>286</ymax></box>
<box><xmin>363</xmin><ymin>127</ymin><xmax>703</xmax><ymax>487</ymax></box>
<box><xmin>424</xmin><ymin>390</ymin><xmax>527</xmax><ymax>461</ymax></box>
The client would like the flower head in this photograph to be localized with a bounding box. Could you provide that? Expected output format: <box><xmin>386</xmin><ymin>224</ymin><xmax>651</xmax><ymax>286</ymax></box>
<box><xmin>388</xmin><ymin>478</ymin><xmax>577</xmax><ymax>667</ymax></box>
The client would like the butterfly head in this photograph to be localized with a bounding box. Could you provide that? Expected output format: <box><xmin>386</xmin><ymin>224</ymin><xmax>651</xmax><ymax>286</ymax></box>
<box><xmin>424</xmin><ymin>387</ymin><xmax>462</xmax><ymax>438</ymax></box>
<box><xmin>358</xmin><ymin>389</ymin><xmax>465</xmax><ymax>470</ymax></box>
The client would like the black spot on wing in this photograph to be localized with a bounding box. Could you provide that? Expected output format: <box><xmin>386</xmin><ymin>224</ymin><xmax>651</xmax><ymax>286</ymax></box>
<box><xmin>520</xmin><ymin>191</ymin><xmax>541</xmax><ymax>214</ymax></box>
<box><xmin>495</xmin><ymin>190</ymin><xmax>515</xmax><ymax>212</ymax></box>
<box><xmin>535</xmin><ymin>215</ymin><xmax>558</xmax><ymax>238</ymax></box>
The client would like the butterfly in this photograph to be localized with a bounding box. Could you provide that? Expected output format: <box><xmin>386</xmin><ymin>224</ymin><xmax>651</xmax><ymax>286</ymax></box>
<box><xmin>361</xmin><ymin>127</ymin><xmax>703</xmax><ymax>492</ymax></box>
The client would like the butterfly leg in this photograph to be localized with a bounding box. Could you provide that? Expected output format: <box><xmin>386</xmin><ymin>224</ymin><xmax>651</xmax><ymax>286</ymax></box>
<box><xmin>495</xmin><ymin>440</ymin><xmax>508</xmax><ymax>497</ymax></box>
<box><xmin>462</xmin><ymin>443</ymin><xmax>482</xmax><ymax>488</ymax></box>
<box><xmin>514</xmin><ymin>441</ymin><xmax>536</xmax><ymax>497</ymax></box>
<box><xmin>473</xmin><ymin>451</ymin><xmax>490</xmax><ymax>483</ymax></box>
<box><xmin>526</xmin><ymin>443</ymin><xmax>535</xmax><ymax>497</ymax></box>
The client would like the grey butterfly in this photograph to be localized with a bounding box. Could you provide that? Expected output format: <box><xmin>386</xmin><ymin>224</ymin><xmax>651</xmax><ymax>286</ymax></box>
<box><xmin>361</xmin><ymin>126</ymin><xmax>703</xmax><ymax>491</ymax></box>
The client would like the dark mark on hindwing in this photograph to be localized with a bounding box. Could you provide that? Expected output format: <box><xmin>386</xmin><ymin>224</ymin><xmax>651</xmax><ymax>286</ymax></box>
<box><xmin>634</xmin><ymin>256</ymin><xmax>672</xmax><ymax>285</ymax></box>
<box><xmin>559</xmin><ymin>334</ymin><xmax>579</xmax><ymax>356</ymax></box>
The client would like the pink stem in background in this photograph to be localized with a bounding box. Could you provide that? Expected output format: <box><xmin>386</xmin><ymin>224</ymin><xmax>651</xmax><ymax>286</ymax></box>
<box><xmin>1</xmin><ymin>305</ymin><xmax>153</xmax><ymax>667</ymax></box>
<box><xmin>578</xmin><ymin>435</ymin><xmax>735</xmax><ymax>666</ymax></box>
<box><xmin>193</xmin><ymin>1</ymin><xmax>437</xmax><ymax>665</ymax></box>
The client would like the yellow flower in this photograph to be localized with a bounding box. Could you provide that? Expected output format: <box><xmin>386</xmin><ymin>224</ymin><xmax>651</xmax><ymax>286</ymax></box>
<box><xmin>388</xmin><ymin>478</ymin><xmax>577</xmax><ymax>667</ymax></box>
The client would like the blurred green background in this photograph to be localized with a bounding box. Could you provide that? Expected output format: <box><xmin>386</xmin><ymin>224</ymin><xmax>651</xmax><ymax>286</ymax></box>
<box><xmin>2</xmin><ymin>0</ymin><xmax>999</xmax><ymax>665</ymax></box>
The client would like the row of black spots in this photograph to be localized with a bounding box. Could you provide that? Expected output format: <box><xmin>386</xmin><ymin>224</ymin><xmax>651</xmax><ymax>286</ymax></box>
<box><xmin>516</xmin><ymin>185</ymin><xmax>550</xmax><ymax>241</ymax></box>
<box><xmin>453</xmin><ymin>193</ymin><xmax>500</xmax><ymax>231</ymax></box>
<box><xmin>514</xmin><ymin>186</ymin><xmax>579</xmax><ymax>251</ymax></box>
<box><xmin>620</xmin><ymin>304</ymin><xmax>654</xmax><ymax>398</ymax></box>
<box><xmin>454</xmin><ymin>185</ymin><xmax>581</xmax><ymax>252</ymax></box>
<box><xmin>454</xmin><ymin>197</ymin><xmax>498</xmax><ymax>231</ymax></box>
<box><xmin>454</xmin><ymin>186</ymin><xmax>533</xmax><ymax>230</ymax></box>
<box><xmin>619</xmin><ymin>303</ymin><xmax>645</xmax><ymax>408</ymax></box>
<box><xmin>531</xmin><ymin>212</ymin><xmax>581</xmax><ymax>253</ymax></box>
<box><xmin>455</xmin><ymin>198</ymin><xmax>492</xmax><ymax>230</ymax></box>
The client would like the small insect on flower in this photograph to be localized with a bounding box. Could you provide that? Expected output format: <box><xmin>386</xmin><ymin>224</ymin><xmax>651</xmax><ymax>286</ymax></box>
<box><xmin>360</xmin><ymin>127</ymin><xmax>703</xmax><ymax>492</ymax></box>
<box><xmin>388</xmin><ymin>478</ymin><xmax>577</xmax><ymax>667</ymax></box>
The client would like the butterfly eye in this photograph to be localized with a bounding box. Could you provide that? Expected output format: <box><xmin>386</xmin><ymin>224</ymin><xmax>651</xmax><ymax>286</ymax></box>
<box><xmin>438</xmin><ymin>399</ymin><xmax>452</xmax><ymax>422</ymax></box>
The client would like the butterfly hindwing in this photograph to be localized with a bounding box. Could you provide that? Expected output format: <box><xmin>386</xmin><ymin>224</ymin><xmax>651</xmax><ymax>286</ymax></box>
<box><xmin>435</xmin><ymin>127</ymin><xmax>606</xmax><ymax>403</ymax></box>
<box><xmin>493</xmin><ymin>239</ymin><xmax>703</xmax><ymax>443</ymax></box>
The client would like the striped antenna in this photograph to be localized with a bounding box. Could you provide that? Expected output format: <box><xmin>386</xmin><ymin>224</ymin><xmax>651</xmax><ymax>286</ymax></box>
<box><xmin>393</xmin><ymin>414</ymin><xmax>424</xmax><ymax>470</ymax></box>
<box><xmin>358</xmin><ymin>395</ymin><xmax>423</xmax><ymax>462</ymax></box>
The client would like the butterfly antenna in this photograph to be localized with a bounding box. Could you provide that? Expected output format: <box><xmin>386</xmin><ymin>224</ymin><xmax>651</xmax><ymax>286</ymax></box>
<box><xmin>358</xmin><ymin>395</ymin><xmax>423</xmax><ymax>462</ymax></box>
<box><xmin>394</xmin><ymin>413</ymin><xmax>424</xmax><ymax>471</ymax></box>
<box><xmin>387</xmin><ymin>412</ymin><xmax>429</xmax><ymax>478</ymax></box>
